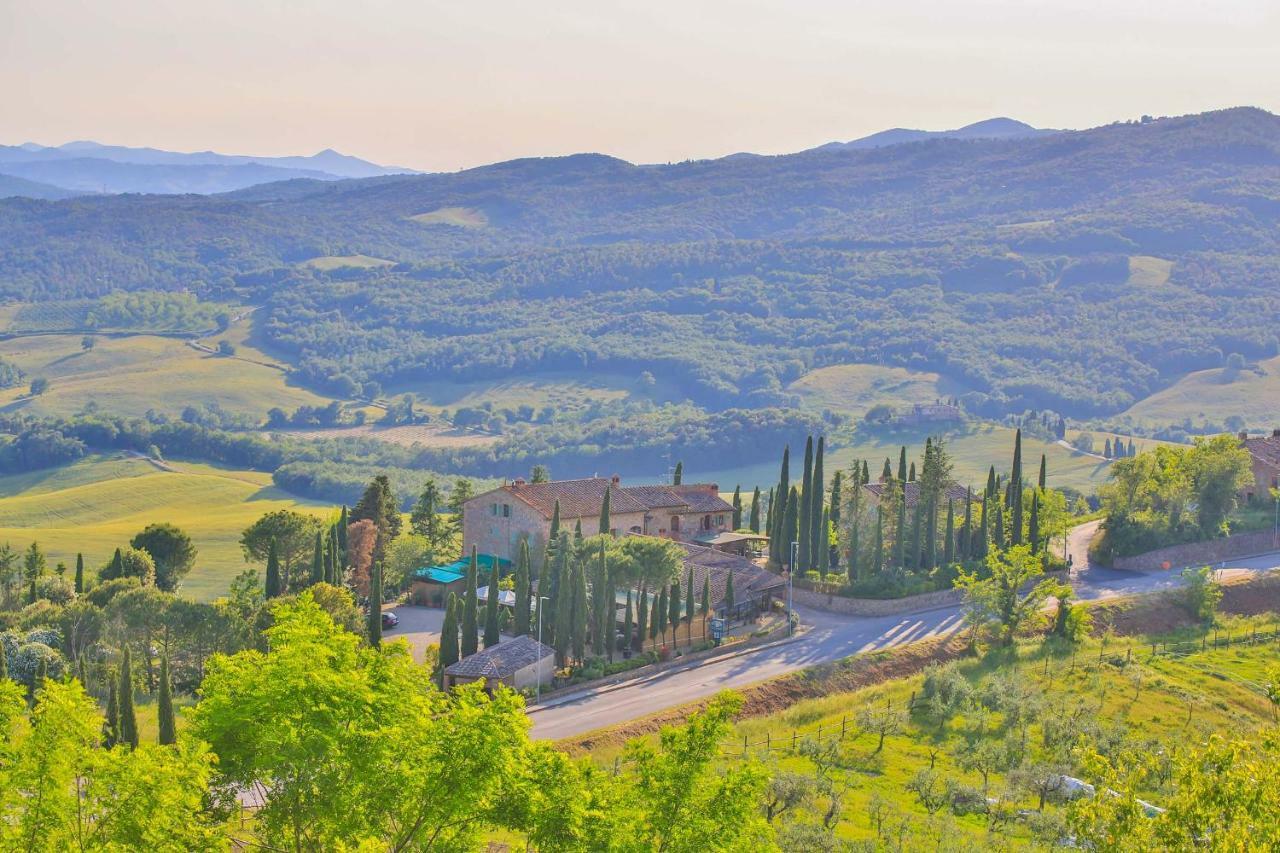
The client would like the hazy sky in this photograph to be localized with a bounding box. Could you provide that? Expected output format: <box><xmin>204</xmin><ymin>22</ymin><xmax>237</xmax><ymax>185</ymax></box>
<box><xmin>2</xmin><ymin>0</ymin><xmax>1276</xmax><ymax>171</ymax></box>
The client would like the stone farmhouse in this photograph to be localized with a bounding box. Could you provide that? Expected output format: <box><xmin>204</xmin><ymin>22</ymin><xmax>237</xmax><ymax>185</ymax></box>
<box><xmin>462</xmin><ymin>476</ymin><xmax>735</xmax><ymax>567</ymax></box>
<box><xmin>1239</xmin><ymin>429</ymin><xmax>1280</xmax><ymax>503</ymax></box>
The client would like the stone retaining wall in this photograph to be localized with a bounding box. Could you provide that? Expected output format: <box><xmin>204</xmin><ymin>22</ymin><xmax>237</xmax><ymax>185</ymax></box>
<box><xmin>1113</xmin><ymin>530</ymin><xmax>1280</xmax><ymax>572</ymax></box>
<box><xmin>789</xmin><ymin>585</ymin><xmax>964</xmax><ymax>616</ymax></box>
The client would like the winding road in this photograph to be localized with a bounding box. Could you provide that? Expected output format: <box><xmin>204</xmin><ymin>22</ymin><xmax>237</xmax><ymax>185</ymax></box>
<box><xmin>529</xmin><ymin>522</ymin><xmax>1279</xmax><ymax>740</ymax></box>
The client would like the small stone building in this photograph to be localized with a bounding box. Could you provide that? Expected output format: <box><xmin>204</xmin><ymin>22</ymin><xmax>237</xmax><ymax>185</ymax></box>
<box><xmin>443</xmin><ymin>635</ymin><xmax>556</xmax><ymax>692</ymax></box>
<box><xmin>1240</xmin><ymin>429</ymin><xmax>1280</xmax><ymax>503</ymax></box>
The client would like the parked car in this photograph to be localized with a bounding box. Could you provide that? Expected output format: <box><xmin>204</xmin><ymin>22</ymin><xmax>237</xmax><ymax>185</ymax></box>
<box><xmin>381</xmin><ymin>611</ymin><xmax>399</xmax><ymax>629</ymax></box>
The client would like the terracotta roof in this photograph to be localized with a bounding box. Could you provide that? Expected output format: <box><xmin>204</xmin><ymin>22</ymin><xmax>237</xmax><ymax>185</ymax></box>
<box><xmin>480</xmin><ymin>478</ymin><xmax>732</xmax><ymax>520</ymax></box>
<box><xmin>862</xmin><ymin>481</ymin><xmax>972</xmax><ymax>509</ymax></box>
<box><xmin>444</xmin><ymin>635</ymin><xmax>554</xmax><ymax>679</ymax></box>
<box><xmin>1244</xmin><ymin>434</ymin><xmax>1280</xmax><ymax>470</ymax></box>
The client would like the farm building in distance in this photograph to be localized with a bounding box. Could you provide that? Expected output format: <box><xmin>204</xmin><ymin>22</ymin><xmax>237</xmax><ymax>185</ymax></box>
<box><xmin>462</xmin><ymin>475</ymin><xmax>735</xmax><ymax>566</ymax></box>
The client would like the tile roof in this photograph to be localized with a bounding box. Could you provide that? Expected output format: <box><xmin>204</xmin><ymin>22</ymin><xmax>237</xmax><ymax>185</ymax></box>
<box><xmin>862</xmin><ymin>481</ymin><xmax>972</xmax><ymax>509</ymax></box>
<box><xmin>486</xmin><ymin>478</ymin><xmax>732</xmax><ymax>520</ymax></box>
<box><xmin>444</xmin><ymin>635</ymin><xmax>555</xmax><ymax>679</ymax></box>
<box><xmin>1244</xmin><ymin>434</ymin><xmax>1280</xmax><ymax>470</ymax></box>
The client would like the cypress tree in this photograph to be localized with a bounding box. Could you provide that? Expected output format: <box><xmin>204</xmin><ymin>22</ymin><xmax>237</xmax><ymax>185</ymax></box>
<box><xmin>1038</xmin><ymin>454</ymin><xmax>1047</xmax><ymax>491</ymax></box>
<box><xmin>462</xmin><ymin>547</ymin><xmax>479</xmax><ymax>657</ymax></box>
<box><xmin>809</xmin><ymin>436</ymin><xmax>826</xmax><ymax>572</ymax></box>
<box><xmin>1029</xmin><ymin>493</ymin><xmax>1040</xmax><ymax>555</ymax></box>
<box><xmin>118</xmin><ymin>648</ymin><xmax>138</xmax><ymax>749</ymax></box>
<box><xmin>438</xmin><ymin>593</ymin><xmax>459</xmax><ymax>687</ymax></box>
<box><xmin>657</xmin><ymin>584</ymin><xmax>669</xmax><ymax>645</ymax></box>
<box><xmin>731</xmin><ymin>486</ymin><xmax>742</xmax><ymax>530</ymax></box>
<box><xmin>552</xmin><ymin>538</ymin><xmax>574</xmax><ymax>664</ymax></box>
<box><xmin>310</xmin><ymin>531</ymin><xmax>323</xmax><ymax>586</ymax></box>
<box><xmin>572</xmin><ymin>556</ymin><xmax>587</xmax><ymax>664</ymax></box>
<box><xmin>157</xmin><ymin>654</ymin><xmax>176</xmax><ymax>745</ymax></box>
<box><xmin>368</xmin><ymin>561</ymin><xmax>383</xmax><ymax>648</ymax></box>
<box><xmin>264</xmin><ymin>539</ymin><xmax>281</xmax><ymax>599</ymax></box>
<box><xmin>943</xmin><ymin>501</ymin><xmax>955</xmax><ymax>566</ymax></box>
<box><xmin>685</xmin><ymin>569</ymin><xmax>695</xmax><ymax>644</ymax></box>
<box><xmin>668</xmin><ymin>581</ymin><xmax>681</xmax><ymax>648</ymax></box>
<box><xmin>74</xmin><ymin>553</ymin><xmax>84</xmax><ymax>595</ymax></box>
<box><xmin>599</xmin><ymin>487</ymin><xmax>612</xmax><ymax>535</ymax></box>
<box><xmin>897</xmin><ymin>447</ymin><xmax>908</xmax><ymax>482</ymax></box>
<box><xmin>514</xmin><ymin>540</ymin><xmax>531</xmax><ymax>636</ymax></box>
<box><xmin>590</xmin><ymin>540</ymin><xmax>606</xmax><ymax>657</ymax></box>
<box><xmin>749</xmin><ymin>487</ymin><xmax>762</xmax><ymax>533</ymax></box>
<box><xmin>104</xmin><ymin>675</ymin><xmax>119</xmax><ymax>747</ymax></box>
<box><xmin>623</xmin><ymin>588</ymin><xmax>634</xmax><ymax>654</ymax></box>
<box><xmin>483</xmin><ymin>559</ymin><xmax>500</xmax><ymax>649</ymax></box>
<box><xmin>798</xmin><ymin>436</ymin><xmax>814</xmax><ymax>570</ymax></box>
<box><xmin>672</xmin><ymin>461</ymin><xmax>683</xmax><ymax>485</ymax></box>
<box><xmin>724</xmin><ymin>571</ymin><xmax>735</xmax><ymax>617</ymax></box>
<box><xmin>873</xmin><ymin>506</ymin><xmax>884</xmax><ymax>575</ymax></box>
<box><xmin>782</xmin><ymin>486</ymin><xmax>800</xmax><ymax>569</ymax></box>
<box><xmin>636</xmin><ymin>583</ymin><xmax>649</xmax><ymax>651</ymax></box>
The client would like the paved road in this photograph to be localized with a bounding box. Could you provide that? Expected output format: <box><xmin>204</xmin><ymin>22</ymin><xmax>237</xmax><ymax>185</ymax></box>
<box><xmin>529</xmin><ymin>525</ymin><xmax>1280</xmax><ymax>741</ymax></box>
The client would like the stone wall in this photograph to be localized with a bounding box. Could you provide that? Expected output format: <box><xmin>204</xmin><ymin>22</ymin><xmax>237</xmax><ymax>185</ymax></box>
<box><xmin>789</xmin><ymin>585</ymin><xmax>964</xmax><ymax>617</ymax></box>
<box><xmin>1113</xmin><ymin>530</ymin><xmax>1280</xmax><ymax>572</ymax></box>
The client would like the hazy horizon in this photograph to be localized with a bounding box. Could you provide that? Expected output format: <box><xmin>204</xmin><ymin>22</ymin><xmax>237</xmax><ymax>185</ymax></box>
<box><xmin>3</xmin><ymin>0</ymin><xmax>1277</xmax><ymax>172</ymax></box>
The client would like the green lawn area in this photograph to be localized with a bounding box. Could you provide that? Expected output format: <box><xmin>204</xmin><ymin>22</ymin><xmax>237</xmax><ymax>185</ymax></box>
<box><xmin>301</xmin><ymin>254</ymin><xmax>395</xmax><ymax>270</ymax></box>
<box><xmin>1121</xmin><ymin>353</ymin><xmax>1280</xmax><ymax>429</ymax></box>
<box><xmin>787</xmin><ymin>363</ymin><xmax>970</xmax><ymax>419</ymax></box>
<box><xmin>0</xmin><ymin>326</ymin><xmax>335</xmax><ymax>422</ymax></box>
<box><xmin>0</xmin><ymin>455</ymin><xmax>329</xmax><ymax>601</ymax></box>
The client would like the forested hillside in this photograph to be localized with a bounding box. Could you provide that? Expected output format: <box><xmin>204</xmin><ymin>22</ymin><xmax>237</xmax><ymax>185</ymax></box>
<box><xmin>1</xmin><ymin>108</ymin><xmax>1278</xmax><ymax>417</ymax></box>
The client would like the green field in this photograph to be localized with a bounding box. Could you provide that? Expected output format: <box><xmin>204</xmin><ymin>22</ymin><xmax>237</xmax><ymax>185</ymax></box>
<box><xmin>693</xmin><ymin>422</ymin><xmax>1114</xmax><ymax>496</ymax></box>
<box><xmin>0</xmin><ymin>455</ymin><xmax>328</xmax><ymax>601</ymax></box>
<box><xmin>787</xmin><ymin>363</ymin><xmax>969</xmax><ymax>419</ymax></box>
<box><xmin>408</xmin><ymin>206</ymin><xmax>488</xmax><ymax>227</ymax></box>
<box><xmin>301</xmin><ymin>254</ymin><xmax>395</xmax><ymax>270</ymax></box>
<box><xmin>0</xmin><ymin>327</ymin><xmax>335</xmax><ymax>421</ymax></box>
<box><xmin>1121</xmin><ymin>353</ymin><xmax>1280</xmax><ymax>429</ymax></box>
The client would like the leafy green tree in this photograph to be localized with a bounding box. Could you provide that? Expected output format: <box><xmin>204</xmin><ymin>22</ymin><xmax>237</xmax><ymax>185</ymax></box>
<box><xmin>118</xmin><ymin>646</ymin><xmax>138</xmax><ymax>749</ymax></box>
<box><xmin>957</xmin><ymin>545</ymin><xmax>1064</xmax><ymax>647</ymax></box>
<box><xmin>130</xmin><ymin>523</ymin><xmax>197</xmax><ymax>592</ymax></box>
<box><xmin>157</xmin><ymin>654</ymin><xmax>176</xmax><ymax>745</ymax></box>
<box><xmin>240</xmin><ymin>509</ymin><xmax>321</xmax><ymax>591</ymax></box>
<box><xmin>462</xmin><ymin>547</ymin><xmax>479</xmax><ymax>657</ymax></box>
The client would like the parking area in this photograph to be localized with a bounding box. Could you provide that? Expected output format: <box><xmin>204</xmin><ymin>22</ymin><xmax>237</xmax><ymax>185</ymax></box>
<box><xmin>381</xmin><ymin>605</ymin><xmax>447</xmax><ymax>664</ymax></box>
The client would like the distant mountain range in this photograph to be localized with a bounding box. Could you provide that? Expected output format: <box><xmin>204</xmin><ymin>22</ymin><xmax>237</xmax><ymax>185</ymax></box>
<box><xmin>0</xmin><ymin>141</ymin><xmax>416</xmax><ymax>197</ymax></box>
<box><xmin>809</xmin><ymin>117</ymin><xmax>1058</xmax><ymax>152</ymax></box>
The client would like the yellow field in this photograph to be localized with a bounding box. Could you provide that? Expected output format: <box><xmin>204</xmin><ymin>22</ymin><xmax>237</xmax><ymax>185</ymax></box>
<box><xmin>0</xmin><ymin>329</ymin><xmax>334</xmax><ymax>421</ymax></box>
<box><xmin>787</xmin><ymin>363</ymin><xmax>968</xmax><ymax>418</ymax></box>
<box><xmin>301</xmin><ymin>254</ymin><xmax>395</xmax><ymax>270</ymax></box>
<box><xmin>409</xmin><ymin>206</ymin><xmax>488</xmax><ymax>227</ymax></box>
<box><xmin>1121</xmin><ymin>353</ymin><xmax>1280</xmax><ymax>428</ymax></box>
<box><xmin>0</xmin><ymin>455</ymin><xmax>328</xmax><ymax>601</ymax></box>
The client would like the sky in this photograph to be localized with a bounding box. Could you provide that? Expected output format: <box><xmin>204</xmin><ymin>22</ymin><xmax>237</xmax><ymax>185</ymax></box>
<box><xmin>2</xmin><ymin>0</ymin><xmax>1277</xmax><ymax>172</ymax></box>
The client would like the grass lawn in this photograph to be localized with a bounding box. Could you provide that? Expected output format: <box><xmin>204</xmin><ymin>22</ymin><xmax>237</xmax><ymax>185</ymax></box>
<box><xmin>0</xmin><ymin>328</ymin><xmax>335</xmax><ymax>422</ymax></box>
<box><xmin>0</xmin><ymin>455</ymin><xmax>329</xmax><ymax>601</ymax></box>
<box><xmin>1120</xmin><ymin>353</ymin><xmax>1280</xmax><ymax>430</ymax></box>
<box><xmin>787</xmin><ymin>363</ymin><xmax>971</xmax><ymax>420</ymax></box>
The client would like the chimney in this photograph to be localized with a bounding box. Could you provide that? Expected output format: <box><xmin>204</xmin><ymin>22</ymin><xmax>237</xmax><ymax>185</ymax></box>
<box><xmin>512</xmin><ymin>477</ymin><xmax>526</xmax><ymax>488</ymax></box>
<box><xmin>611</xmin><ymin>474</ymin><xmax>621</xmax><ymax>486</ymax></box>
